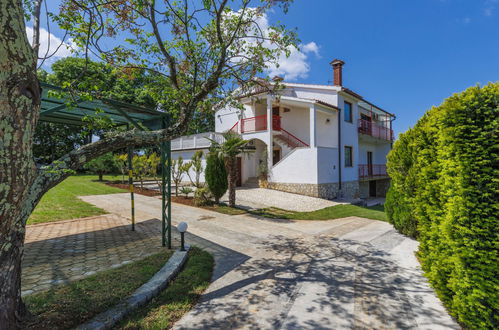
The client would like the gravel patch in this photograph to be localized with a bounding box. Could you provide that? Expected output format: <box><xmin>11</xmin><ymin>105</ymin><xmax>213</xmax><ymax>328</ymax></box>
<box><xmin>222</xmin><ymin>187</ymin><xmax>345</xmax><ymax>212</ymax></box>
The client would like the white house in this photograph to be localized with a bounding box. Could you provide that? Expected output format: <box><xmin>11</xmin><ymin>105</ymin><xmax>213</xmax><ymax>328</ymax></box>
<box><xmin>171</xmin><ymin>59</ymin><xmax>395</xmax><ymax>200</ymax></box>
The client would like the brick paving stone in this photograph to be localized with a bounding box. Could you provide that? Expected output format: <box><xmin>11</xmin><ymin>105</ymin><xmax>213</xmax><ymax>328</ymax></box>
<box><xmin>22</xmin><ymin>214</ymin><xmax>170</xmax><ymax>296</ymax></box>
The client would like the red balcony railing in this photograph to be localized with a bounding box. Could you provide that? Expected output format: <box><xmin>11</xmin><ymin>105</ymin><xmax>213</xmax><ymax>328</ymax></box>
<box><xmin>359</xmin><ymin>164</ymin><xmax>388</xmax><ymax>179</ymax></box>
<box><xmin>240</xmin><ymin>115</ymin><xmax>281</xmax><ymax>133</ymax></box>
<box><xmin>358</xmin><ymin>119</ymin><xmax>393</xmax><ymax>141</ymax></box>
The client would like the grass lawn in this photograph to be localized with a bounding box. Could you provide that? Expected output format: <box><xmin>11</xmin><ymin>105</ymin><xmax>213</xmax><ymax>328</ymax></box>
<box><xmin>248</xmin><ymin>204</ymin><xmax>388</xmax><ymax>221</ymax></box>
<box><xmin>202</xmin><ymin>203</ymin><xmax>247</xmax><ymax>215</ymax></box>
<box><xmin>24</xmin><ymin>247</ymin><xmax>213</xmax><ymax>330</ymax></box>
<box><xmin>28</xmin><ymin>175</ymin><xmax>127</xmax><ymax>225</ymax></box>
<box><xmin>119</xmin><ymin>248</ymin><xmax>214</xmax><ymax>329</ymax></box>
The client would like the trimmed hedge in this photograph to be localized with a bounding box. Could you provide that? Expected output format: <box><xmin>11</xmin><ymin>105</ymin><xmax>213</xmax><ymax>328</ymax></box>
<box><xmin>386</xmin><ymin>83</ymin><xmax>499</xmax><ymax>329</ymax></box>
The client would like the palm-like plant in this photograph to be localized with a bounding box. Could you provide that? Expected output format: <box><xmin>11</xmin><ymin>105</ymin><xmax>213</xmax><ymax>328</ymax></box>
<box><xmin>209</xmin><ymin>132</ymin><xmax>250</xmax><ymax>207</ymax></box>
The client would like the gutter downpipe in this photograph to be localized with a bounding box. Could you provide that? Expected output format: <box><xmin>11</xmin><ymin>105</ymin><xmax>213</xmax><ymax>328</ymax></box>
<box><xmin>390</xmin><ymin>115</ymin><xmax>396</xmax><ymax>149</ymax></box>
<box><xmin>338</xmin><ymin>109</ymin><xmax>342</xmax><ymax>193</ymax></box>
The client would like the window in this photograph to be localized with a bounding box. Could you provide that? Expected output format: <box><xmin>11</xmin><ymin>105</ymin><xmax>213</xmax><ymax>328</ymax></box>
<box><xmin>344</xmin><ymin>146</ymin><xmax>353</xmax><ymax>167</ymax></box>
<box><xmin>344</xmin><ymin>101</ymin><xmax>352</xmax><ymax>123</ymax></box>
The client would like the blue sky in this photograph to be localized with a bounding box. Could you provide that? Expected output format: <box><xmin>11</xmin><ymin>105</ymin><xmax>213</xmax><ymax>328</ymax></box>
<box><xmin>269</xmin><ymin>0</ymin><xmax>499</xmax><ymax>135</ymax></box>
<box><xmin>33</xmin><ymin>0</ymin><xmax>499</xmax><ymax>136</ymax></box>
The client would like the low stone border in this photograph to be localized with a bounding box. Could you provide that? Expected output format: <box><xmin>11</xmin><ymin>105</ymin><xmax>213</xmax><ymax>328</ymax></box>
<box><xmin>76</xmin><ymin>247</ymin><xmax>190</xmax><ymax>330</ymax></box>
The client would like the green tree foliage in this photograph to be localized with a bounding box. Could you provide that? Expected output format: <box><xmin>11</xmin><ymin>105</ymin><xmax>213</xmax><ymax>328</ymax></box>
<box><xmin>45</xmin><ymin>57</ymin><xmax>155</xmax><ymax>107</ymax></box>
<box><xmin>385</xmin><ymin>83</ymin><xmax>499</xmax><ymax>329</ymax></box>
<box><xmin>171</xmin><ymin>157</ymin><xmax>190</xmax><ymax>196</ymax></box>
<box><xmin>84</xmin><ymin>152</ymin><xmax>117</xmax><ymax>181</ymax></box>
<box><xmin>33</xmin><ymin>122</ymin><xmax>88</xmax><ymax>165</ymax></box>
<box><xmin>132</xmin><ymin>154</ymin><xmax>149</xmax><ymax>189</ymax></box>
<box><xmin>114</xmin><ymin>154</ymin><xmax>128</xmax><ymax>184</ymax></box>
<box><xmin>186</xmin><ymin>151</ymin><xmax>204</xmax><ymax>188</ymax></box>
<box><xmin>205</xmin><ymin>152</ymin><xmax>228</xmax><ymax>204</ymax></box>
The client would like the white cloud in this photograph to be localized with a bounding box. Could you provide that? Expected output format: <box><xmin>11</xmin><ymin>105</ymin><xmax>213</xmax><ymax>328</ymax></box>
<box><xmin>267</xmin><ymin>43</ymin><xmax>321</xmax><ymax>81</ymax></box>
<box><xmin>25</xmin><ymin>26</ymin><xmax>74</xmax><ymax>66</ymax></box>
<box><xmin>301</xmin><ymin>42</ymin><xmax>320</xmax><ymax>57</ymax></box>
<box><xmin>233</xmin><ymin>10</ymin><xmax>320</xmax><ymax>81</ymax></box>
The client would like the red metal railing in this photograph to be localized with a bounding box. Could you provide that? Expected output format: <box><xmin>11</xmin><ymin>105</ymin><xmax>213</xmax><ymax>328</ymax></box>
<box><xmin>229</xmin><ymin>114</ymin><xmax>309</xmax><ymax>148</ymax></box>
<box><xmin>358</xmin><ymin>119</ymin><xmax>393</xmax><ymax>141</ymax></box>
<box><xmin>359</xmin><ymin>164</ymin><xmax>388</xmax><ymax>178</ymax></box>
<box><xmin>229</xmin><ymin>121</ymin><xmax>238</xmax><ymax>133</ymax></box>
<box><xmin>279</xmin><ymin>128</ymin><xmax>309</xmax><ymax>148</ymax></box>
<box><xmin>240</xmin><ymin>115</ymin><xmax>281</xmax><ymax>133</ymax></box>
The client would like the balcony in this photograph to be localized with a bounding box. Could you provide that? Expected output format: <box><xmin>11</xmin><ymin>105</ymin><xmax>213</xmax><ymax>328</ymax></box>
<box><xmin>358</xmin><ymin>119</ymin><xmax>393</xmax><ymax>141</ymax></box>
<box><xmin>237</xmin><ymin>115</ymin><xmax>281</xmax><ymax>133</ymax></box>
<box><xmin>359</xmin><ymin>164</ymin><xmax>388</xmax><ymax>179</ymax></box>
<box><xmin>229</xmin><ymin>115</ymin><xmax>309</xmax><ymax>148</ymax></box>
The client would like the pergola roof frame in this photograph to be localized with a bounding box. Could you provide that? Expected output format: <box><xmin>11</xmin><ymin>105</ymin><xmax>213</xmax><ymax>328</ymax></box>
<box><xmin>39</xmin><ymin>82</ymin><xmax>173</xmax><ymax>249</ymax></box>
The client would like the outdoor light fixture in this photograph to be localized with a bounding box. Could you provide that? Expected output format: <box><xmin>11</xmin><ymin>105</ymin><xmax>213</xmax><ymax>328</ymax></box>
<box><xmin>177</xmin><ymin>222</ymin><xmax>188</xmax><ymax>251</ymax></box>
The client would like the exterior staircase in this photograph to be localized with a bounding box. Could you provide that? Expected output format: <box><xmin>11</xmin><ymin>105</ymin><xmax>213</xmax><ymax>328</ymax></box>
<box><xmin>274</xmin><ymin>134</ymin><xmax>300</xmax><ymax>148</ymax></box>
<box><xmin>243</xmin><ymin>177</ymin><xmax>259</xmax><ymax>188</ymax></box>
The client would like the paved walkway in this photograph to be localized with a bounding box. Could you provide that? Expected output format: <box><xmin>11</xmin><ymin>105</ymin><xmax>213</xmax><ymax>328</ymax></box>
<box><xmin>23</xmin><ymin>214</ymin><xmax>164</xmax><ymax>295</ymax></box>
<box><xmin>77</xmin><ymin>193</ymin><xmax>458</xmax><ymax>329</ymax></box>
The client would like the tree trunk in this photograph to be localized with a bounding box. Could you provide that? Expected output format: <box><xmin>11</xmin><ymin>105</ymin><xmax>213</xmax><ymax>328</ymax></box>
<box><xmin>227</xmin><ymin>157</ymin><xmax>236</xmax><ymax>207</ymax></box>
<box><xmin>98</xmin><ymin>173</ymin><xmax>103</xmax><ymax>181</ymax></box>
<box><xmin>0</xmin><ymin>1</ymin><xmax>40</xmax><ymax>328</ymax></box>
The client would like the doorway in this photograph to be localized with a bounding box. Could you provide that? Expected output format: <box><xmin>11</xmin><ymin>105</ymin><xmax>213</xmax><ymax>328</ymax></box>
<box><xmin>273</xmin><ymin>149</ymin><xmax>281</xmax><ymax>165</ymax></box>
<box><xmin>272</xmin><ymin>106</ymin><xmax>281</xmax><ymax>130</ymax></box>
<box><xmin>369</xmin><ymin>180</ymin><xmax>377</xmax><ymax>197</ymax></box>
<box><xmin>367</xmin><ymin>151</ymin><xmax>373</xmax><ymax>176</ymax></box>
<box><xmin>236</xmin><ymin>157</ymin><xmax>242</xmax><ymax>187</ymax></box>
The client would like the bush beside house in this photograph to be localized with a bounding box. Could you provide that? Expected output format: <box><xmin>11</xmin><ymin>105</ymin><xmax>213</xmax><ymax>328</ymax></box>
<box><xmin>205</xmin><ymin>152</ymin><xmax>228</xmax><ymax>204</ymax></box>
<box><xmin>385</xmin><ymin>83</ymin><xmax>498</xmax><ymax>329</ymax></box>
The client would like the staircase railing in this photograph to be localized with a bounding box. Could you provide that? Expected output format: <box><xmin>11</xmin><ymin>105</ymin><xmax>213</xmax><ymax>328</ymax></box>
<box><xmin>228</xmin><ymin>115</ymin><xmax>309</xmax><ymax>148</ymax></box>
<box><xmin>279</xmin><ymin>128</ymin><xmax>309</xmax><ymax>148</ymax></box>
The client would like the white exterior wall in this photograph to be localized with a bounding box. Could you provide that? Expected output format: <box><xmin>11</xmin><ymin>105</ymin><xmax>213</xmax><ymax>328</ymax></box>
<box><xmin>171</xmin><ymin>149</ymin><xmax>208</xmax><ymax>184</ymax></box>
<box><xmin>338</xmin><ymin>93</ymin><xmax>360</xmax><ymax>182</ymax></box>
<box><xmin>215</xmin><ymin>105</ymin><xmax>240</xmax><ymax>132</ymax></box>
<box><xmin>270</xmin><ymin>148</ymin><xmax>318</xmax><ymax>184</ymax></box>
<box><xmin>316</xmin><ymin>111</ymin><xmax>338</xmax><ymax>148</ymax></box>
<box><xmin>358</xmin><ymin>142</ymin><xmax>392</xmax><ymax>164</ymax></box>
<box><xmin>317</xmin><ymin>147</ymin><xmax>339</xmax><ymax>183</ymax></box>
<box><xmin>278</xmin><ymin>105</ymin><xmax>310</xmax><ymax>145</ymax></box>
<box><xmin>292</xmin><ymin>87</ymin><xmax>338</xmax><ymax>105</ymax></box>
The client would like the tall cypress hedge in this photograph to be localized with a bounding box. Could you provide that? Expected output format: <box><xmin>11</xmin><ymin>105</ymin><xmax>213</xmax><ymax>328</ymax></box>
<box><xmin>386</xmin><ymin>83</ymin><xmax>498</xmax><ymax>329</ymax></box>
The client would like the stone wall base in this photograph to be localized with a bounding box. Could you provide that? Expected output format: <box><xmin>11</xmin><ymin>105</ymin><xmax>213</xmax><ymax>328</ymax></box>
<box><xmin>376</xmin><ymin>179</ymin><xmax>391</xmax><ymax>197</ymax></box>
<box><xmin>359</xmin><ymin>179</ymin><xmax>391</xmax><ymax>198</ymax></box>
<box><xmin>267</xmin><ymin>181</ymin><xmax>360</xmax><ymax>200</ymax></box>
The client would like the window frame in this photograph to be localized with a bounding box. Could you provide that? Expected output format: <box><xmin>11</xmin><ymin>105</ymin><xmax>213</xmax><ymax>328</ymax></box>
<box><xmin>344</xmin><ymin>145</ymin><xmax>353</xmax><ymax>167</ymax></box>
<box><xmin>344</xmin><ymin>101</ymin><xmax>353</xmax><ymax>123</ymax></box>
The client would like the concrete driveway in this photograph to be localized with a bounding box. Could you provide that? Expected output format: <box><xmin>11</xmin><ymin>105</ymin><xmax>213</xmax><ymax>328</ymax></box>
<box><xmin>81</xmin><ymin>193</ymin><xmax>458</xmax><ymax>329</ymax></box>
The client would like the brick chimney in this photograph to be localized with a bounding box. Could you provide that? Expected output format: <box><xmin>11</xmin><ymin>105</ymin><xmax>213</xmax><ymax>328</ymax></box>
<box><xmin>330</xmin><ymin>59</ymin><xmax>345</xmax><ymax>86</ymax></box>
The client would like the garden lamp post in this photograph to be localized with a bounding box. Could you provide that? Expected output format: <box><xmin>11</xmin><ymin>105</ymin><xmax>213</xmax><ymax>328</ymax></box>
<box><xmin>177</xmin><ymin>222</ymin><xmax>188</xmax><ymax>251</ymax></box>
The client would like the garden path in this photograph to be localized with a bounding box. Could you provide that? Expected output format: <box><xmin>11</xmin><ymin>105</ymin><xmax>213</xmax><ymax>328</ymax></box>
<box><xmin>78</xmin><ymin>193</ymin><xmax>459</xmax><ymax>329</ymax></box>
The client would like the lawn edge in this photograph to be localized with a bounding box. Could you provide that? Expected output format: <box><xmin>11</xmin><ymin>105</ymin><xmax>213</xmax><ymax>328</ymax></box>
<box><xmin>76</xmin><ymin>247</ymin><xmax>190</xmax><ymax>330</ymax></box>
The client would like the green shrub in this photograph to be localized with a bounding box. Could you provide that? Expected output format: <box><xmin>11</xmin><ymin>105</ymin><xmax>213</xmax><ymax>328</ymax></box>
<box><xmin>84</xmin><ymin>152</ymin><xmax>117</xmax><ymax>181</ymax></box>
<box><xmin>385</xmin><ymin>83</ymin><xmax>499</xmax><ymax>329</ymax></box>
<box><xmin>193</xmin><ymin>186</ymin><xmax>212</xmax><ymax>206</ymax></box>
<box><xmin>205</xmin><ymin>152</ymin><xmax>227</xmax><ymax>204</ymax></box>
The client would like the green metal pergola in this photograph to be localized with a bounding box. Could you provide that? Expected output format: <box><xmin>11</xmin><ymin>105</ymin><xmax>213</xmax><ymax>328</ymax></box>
<box><xmin>39</xmin><ymin>82</ymin><xmax>173</xmax><ymax>248</ymax></box>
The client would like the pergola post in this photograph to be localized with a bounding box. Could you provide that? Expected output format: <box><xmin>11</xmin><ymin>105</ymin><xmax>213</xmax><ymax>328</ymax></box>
<box><xmin>160</xmin><ymin>115</ymin><xmax>172</xmax><ymax>248</ymax></box>
<box><xmin>127</xmin><ymin>145</ymin><xmax>135</xmax><ymax>231</ymax></box>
